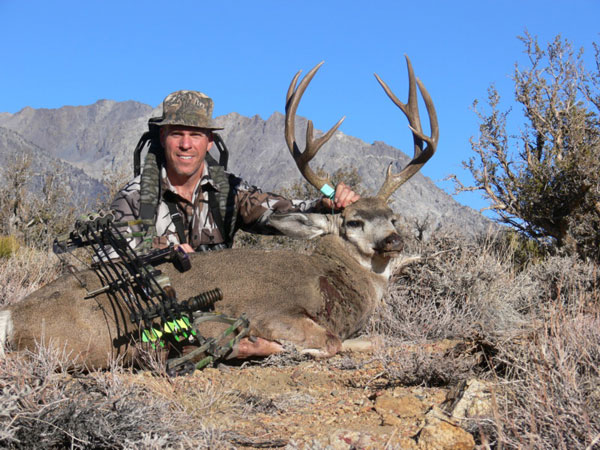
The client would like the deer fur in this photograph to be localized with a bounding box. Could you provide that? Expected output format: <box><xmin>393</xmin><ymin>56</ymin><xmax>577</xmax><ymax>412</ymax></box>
<box><xmin>0</xmin><ymin>198</ymin><xmax>409</xmax><ymax>369</ymax></box>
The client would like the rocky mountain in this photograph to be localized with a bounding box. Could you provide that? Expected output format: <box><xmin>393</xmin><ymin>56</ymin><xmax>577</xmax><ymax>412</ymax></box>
<box><xmin>0</xmin><ymin>127</ymin><xmax>106</xmax><ymax>207</ymax></box>
<box><xmin>215</xmin><ymin>112</ymin><xmax>490</xmax><ymax>234</ymax></box>
<box><xmin>0</xmin><ymin>100</ymin><xmax>152</xmax><ymax>178</ymax></box>
<box><xmin>0</xmin><ymin>101</ymin><xmax>491</xmax><ymax>235</ymax></box>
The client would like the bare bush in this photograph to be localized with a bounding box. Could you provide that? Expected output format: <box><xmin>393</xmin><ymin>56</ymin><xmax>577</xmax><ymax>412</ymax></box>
<box><xmin>371</xmin><ymin>229</ymin><xmax>531</xmax><ymax>343</ymax></box>
<box><xmin>524</xmin><ymin>253</ymin><xmax>600</xmax><ymax>312</ymax></box>
<box><xmin>0</xmin><ymin>346</ymin><xmax>234</xmax><ymax>449</ymax></box>
<box><xmin>487</xmin><ymin>252</ymin><xmax>600</xmax><ymax>448</ymax></box>
<box><xmin>452</xmin><ymin>33</ymin><xmax>600</xmax><ymax>260</ymax></box>
<box><xmin>0</xmin><ymin>246</ymin><xmax>61</xmax><ymax>307</ymax></box>
<box><xmin>492</xmin><ymin>303</ymin><xmax>600</xmax><ymax>448</ymax></box>
<box><xmin>373</xmin><ymin>341</ymin><xmax>483</xmax><ymax>387</ymax></box>
<box><xmin>369</xmin><ymin>224</ymin><xmax>600</xmax><ymax>446</ymax></box>
<box><xmin>0</xmin><ymin>155</ymin><xmax>78</xmax><ymax>250</ymax></box>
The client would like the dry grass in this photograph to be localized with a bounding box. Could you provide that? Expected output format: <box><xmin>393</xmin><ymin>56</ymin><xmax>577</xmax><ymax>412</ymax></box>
<box><xmin>0</xmin><ymin>344</ymin><xmax>235</xmax><ymax>449</ymax></box>
<box><xmin>492</xmin><ymin>305</ymin><xmax>600</xmax><ymax>448</ymax></box>
<box><xmin>369</xmin><ymin>230</ymin><xmax>531</xmax><ymax>343</ymax></box>
<box><xmin>487</xmin><ymin>255</ymin><xmax>600</xmax><ymax>448</ymax></box>
<box><xmin>0</xmin><ymin>246</ymin><xmax>62</xmax><ymax>307</ymax></box>
<box><xmin>367</xmin><ymin>228</ymin><xmax>600</xmax><ymax>448</ymax></box>
<box><xmin>3</xmin><ymin>220</ymin><xmax>600</xmax><ymax>448</ymax></box>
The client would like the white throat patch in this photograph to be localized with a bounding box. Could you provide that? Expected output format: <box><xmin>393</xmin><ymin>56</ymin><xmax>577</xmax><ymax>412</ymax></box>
<box><xmin>0</xmin><ymin>309</ymin><xmax>13</xmax><ymax>357</ymax></box>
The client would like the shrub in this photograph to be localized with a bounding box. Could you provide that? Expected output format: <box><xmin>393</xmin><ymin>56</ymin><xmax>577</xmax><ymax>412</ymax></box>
<box><xmin>0</xmin><ymin>236</ymin><xmax>20</xmax><ymax>259</ymax></box>
<box><xmin>452</xmin><ymin>33</ymin><xmax>600</xmax><ymax>260</ymax></box>
<box><xmin>0</xmin><ymin>345</ymin><xmax>233</xmax><ymax>449</ymax></box>
<box><xmin>0</xmin><ymin>246</ymin><xmax>61</xmax><ymax>307</ymax></box>
<box><xmin>369</xmin><ymin>224</ymin><xmax>600</xmax><ymax>447</ymax></box>
<box><xmin>0</xmin><ymin>155</ymin><xmax>79</xmax><ymax>250</ymax></box>
<box><xmin>370</xmin><ymin>229</ymin><xmax>531</xmax><ymax>343</ymax></box>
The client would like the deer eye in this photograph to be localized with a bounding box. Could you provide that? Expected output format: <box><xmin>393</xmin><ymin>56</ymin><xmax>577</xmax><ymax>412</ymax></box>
<box><xmin>346</xmin><ymin>220</ymin><xmax>363</xmax><ymax>228</ymax></box>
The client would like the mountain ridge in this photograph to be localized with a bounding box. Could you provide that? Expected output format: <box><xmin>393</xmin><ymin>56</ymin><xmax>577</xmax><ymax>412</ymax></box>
<box><xmin>0</xmin><ymin>101</ymin><xmax>491</xmax><ymax>235</ymax></box>
<box><xmin>0</xmin><ymin>126</ymin><xmax>106</xmax><ymax>207</ymax></box>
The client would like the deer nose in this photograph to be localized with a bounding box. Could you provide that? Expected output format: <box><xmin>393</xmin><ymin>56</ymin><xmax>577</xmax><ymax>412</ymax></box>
<box><xmin>380</xmin><ymin>233</ymin><xmax>403</xmax><ymax>251</ymax></box>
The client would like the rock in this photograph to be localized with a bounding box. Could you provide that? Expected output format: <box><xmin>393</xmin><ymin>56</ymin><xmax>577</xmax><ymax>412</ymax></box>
<box><xmin>341</xmin><ymin>336</ymin><xmax>382</xmax><ymax>353</ymax></box>
<box><xmin>328</xmin><ymin>429</ymin><xmax>374</xmax><ymax>449</ymax></box>
<box><xmin>374</xmin><ymin>393</ymin><xmax>428</xmax><ymax>434</ymax></box>
<box><xmin>418</xmin><ymin>420</ymin><xmax>475</xmax><ymax>450</ymax></box>
<box><xmin>374</xmin><ymin>393</ymin><xmax>428</xmax><ymax>418</ymax></box>
<box><xmin>416</xmin><ymin>406</ymin><xmax>475</xmax><ymax>450</ymax></box>
<box><xmin>444</xmin><ymin>378</ymin><xmax>494</xmax><ymax>420</ymax></box>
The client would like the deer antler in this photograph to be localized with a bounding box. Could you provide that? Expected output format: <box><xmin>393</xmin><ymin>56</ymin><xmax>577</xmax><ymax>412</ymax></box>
<box><xmin>285</xmin><ymin>62</ymin><xmax>345</xmax><ymax>197</ymax></box>
<box><xmin>374</xmin><ymin>55</ymin><xmax>439</xmax><ymax>201</ymax></box>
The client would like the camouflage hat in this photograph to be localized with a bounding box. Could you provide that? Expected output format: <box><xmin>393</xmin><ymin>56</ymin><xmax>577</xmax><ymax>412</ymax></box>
<box><xmin>148</xmin><ymin>90</ymin><xmax>223</xmax><ymax>130</ymax></box>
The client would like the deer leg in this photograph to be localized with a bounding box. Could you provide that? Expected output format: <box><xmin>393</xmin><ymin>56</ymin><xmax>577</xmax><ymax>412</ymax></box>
<box><xmin>258</xmin><ymin>315</ymin><xmax>342</xmax><ymax>358</ymax></box>
<box><xmin>227</xmin><ymin>337</ymin><xmax>284</xmax><ymax>359</ymax></box>
<box><xmin>298</xmin><ymin>317</ymin><xmax>342</xmax><ymax>358</ymax></box>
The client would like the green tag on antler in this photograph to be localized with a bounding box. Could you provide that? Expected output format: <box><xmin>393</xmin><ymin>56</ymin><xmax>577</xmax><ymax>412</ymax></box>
<box><xmin>320</xmin><ymin>183</ymin><xmax>335</xmax><ymax>199</ymax></box>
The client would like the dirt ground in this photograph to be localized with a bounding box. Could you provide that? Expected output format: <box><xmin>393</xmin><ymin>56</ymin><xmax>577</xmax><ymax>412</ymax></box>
<box><xmin>132</xmin><ymin>341</ymin><xmax>480</xmax><ymax>449</ymax></box>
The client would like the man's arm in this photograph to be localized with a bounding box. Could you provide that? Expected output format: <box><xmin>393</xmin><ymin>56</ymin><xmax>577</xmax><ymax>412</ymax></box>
<box><xmin>111</xmin><ymin>178</ymin><xmax>142</xmax><ymax>224</ymax></box>
<box><xmin>232</xmin><ymin>176</ymin><xmax>359</xmax><ymax>235</ymax></box>
<box><xmin>102</xmin><ymin>178</ymin><xmax>148</xmax><ymax>257</ymax></box>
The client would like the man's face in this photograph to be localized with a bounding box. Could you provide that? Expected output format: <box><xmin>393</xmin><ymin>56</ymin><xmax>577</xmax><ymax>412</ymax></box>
<box><xmin>160</xmin><ymin>125</ymin><xmax>213</xmax><ymax>184</ymax></box>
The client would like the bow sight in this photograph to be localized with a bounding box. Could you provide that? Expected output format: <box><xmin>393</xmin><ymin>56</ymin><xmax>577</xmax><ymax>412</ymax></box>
<box><xmin>53</xmin><ymin>210</ymin><xmax>249</xmax><ymax>375</ymax></box>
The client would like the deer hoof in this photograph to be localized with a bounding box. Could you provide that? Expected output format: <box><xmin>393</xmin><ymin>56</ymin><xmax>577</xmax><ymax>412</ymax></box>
<box><xmin>341</xmin><ymin>336</ymin><xmax>382</xmax><ymax>353</ymax></box>
<box><xmin>300</xmin><ymin>348</ymin><xmax>334</xmax><ymax>358</ymax></box>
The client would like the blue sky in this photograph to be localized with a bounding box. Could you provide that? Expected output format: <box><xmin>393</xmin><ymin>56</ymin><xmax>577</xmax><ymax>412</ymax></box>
<box><xmin>1</xmin><ymin>0</ymin><xmax>599</xmax><ymax>212</ymax></box>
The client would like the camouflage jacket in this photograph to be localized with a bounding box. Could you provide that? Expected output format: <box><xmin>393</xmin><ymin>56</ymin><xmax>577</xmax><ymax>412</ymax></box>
<box><xmin>110</xmin><ymin>164</ymin><xmax>325</xmax><ymax>252</ymax></box>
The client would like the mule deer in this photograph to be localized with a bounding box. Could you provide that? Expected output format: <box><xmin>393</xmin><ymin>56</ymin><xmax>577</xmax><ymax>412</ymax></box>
<box><xmin>0</xmin><ymin>56</ymin><xmax>438</xmax><ymax>369</ymax></box>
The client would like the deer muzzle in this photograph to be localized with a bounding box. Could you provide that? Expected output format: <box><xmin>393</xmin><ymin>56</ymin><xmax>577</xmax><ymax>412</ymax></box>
<box><xmin>376</xmin><ymin>233</ymin><xmax>403</xmax><ymax>257</ymax></box>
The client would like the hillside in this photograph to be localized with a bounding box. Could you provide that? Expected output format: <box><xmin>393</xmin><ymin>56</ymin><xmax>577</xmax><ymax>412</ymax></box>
<box><xmin>0</xmin><ymin>101</ymin><xmax>491</xmax><ymax>235</ymax></box>
<box><xmin>0</xmin><ymin>126</ymin><xmax>106</xmax><ymax>207</ymax></box>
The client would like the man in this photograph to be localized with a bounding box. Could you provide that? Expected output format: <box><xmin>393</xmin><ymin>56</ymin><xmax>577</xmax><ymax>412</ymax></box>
<box><xmin>111</xmin><ymin>90</ymin><xmax>359</xmax><ymax>253</ymax></box>
<box><xmin>110</xmin><ymin>90</ymin><xmax>360</xmax><ymax>358</ymax></box>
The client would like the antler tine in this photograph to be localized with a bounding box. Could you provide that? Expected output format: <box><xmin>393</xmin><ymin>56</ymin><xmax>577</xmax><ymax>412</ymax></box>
<box><xmin>285</xmin><ymin>62</ymin><xmax>345</xmax><ymax>193</ymax></box>
<box><xmin>374</xmin><ymin>55</ymin><xmax>439</xmax><ymax>201</ymax></box>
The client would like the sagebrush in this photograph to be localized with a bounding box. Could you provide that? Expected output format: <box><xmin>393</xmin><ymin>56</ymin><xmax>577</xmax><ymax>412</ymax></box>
<box><xmin>453</xmin><ymin>33</ymin><xmax>600</xmax><ymax>261</ymax></box>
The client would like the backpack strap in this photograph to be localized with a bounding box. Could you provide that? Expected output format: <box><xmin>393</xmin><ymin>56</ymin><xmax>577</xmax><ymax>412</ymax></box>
<box><xmin>207</xmin><ymin>189</ymin><xmax>228</xmax><ymax>247</ymax></box>
<box><xmin>164</xmin><ymin>194</ymin><xmax>187</xmax><ymax>245</ymax></box>
<box><xmin>207</xmin><ymin>164</ymin><xmax>237</xmax><ymax>248</ymax></box>
<box><xmin>139</xmin><ymin>141</ymin><xmax>164</xmax><ymax>223</ymax></box>
<box><xmin>130</xmin><ymin>131</ymin><xmax>164</xmax><ymax>252</ymax></box>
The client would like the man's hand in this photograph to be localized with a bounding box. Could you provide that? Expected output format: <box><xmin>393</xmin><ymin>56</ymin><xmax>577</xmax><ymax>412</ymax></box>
<box><xmin>177</xmin><ymin>243</ymin><xmax>195</xmax><ymax>253</ymax></box>
<box><xmin>322</xmin><ymin>182</ymin><xmax>360</xmax><ymax>210</ymax></box>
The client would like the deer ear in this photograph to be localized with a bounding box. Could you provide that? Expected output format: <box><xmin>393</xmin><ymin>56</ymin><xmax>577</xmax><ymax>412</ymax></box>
<box><xmin>268</xmin><ymin>213</ymin><xmax>338</xmax><ymax>240</ymax></box>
